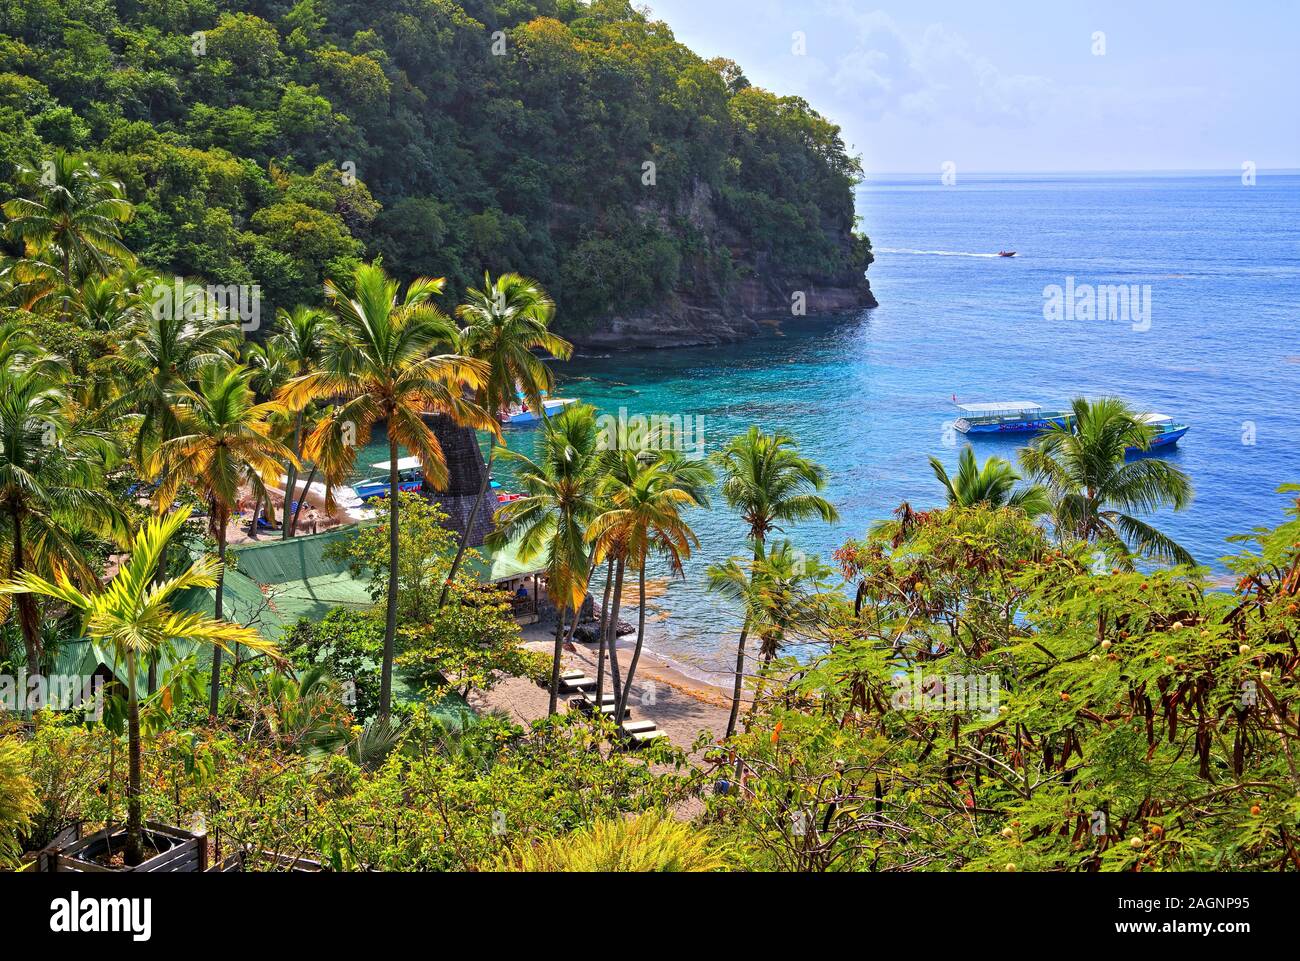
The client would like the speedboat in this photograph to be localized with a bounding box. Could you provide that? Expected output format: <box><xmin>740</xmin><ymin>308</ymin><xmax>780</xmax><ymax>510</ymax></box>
<box><xmin>1128</xmin><ymin>412</ymin><xmax>1189</xmax><ymax>455</ymax></box>
<box><xmin>499</xmin><ymin>396</ymin><xmax>577</xmax><ymax>425</ymax></box>
<box><xmin>354</xmin><ymin>457</ymin><xmax>424</xmax><ymax>501</ymax></box>
<box><xmin>998</xmin><ymin>251</ymin><xmax>1017</xmax><ymax>258</ymax></box>
<box><xmin>953</xmin><ymin>401</ymin><xmax>1071</xmax><ymax>435</ymax></box>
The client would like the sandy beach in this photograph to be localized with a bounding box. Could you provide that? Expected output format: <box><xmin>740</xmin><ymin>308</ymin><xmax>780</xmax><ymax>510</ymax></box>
<box><xmin>469</xmin><ymin>624</ymin><xmax>740</xmax><ymax>759</ymax></box>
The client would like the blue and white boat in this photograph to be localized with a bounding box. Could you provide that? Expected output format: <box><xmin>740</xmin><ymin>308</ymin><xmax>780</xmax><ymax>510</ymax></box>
<box><xmin>953</xmin><ymin>401</ymin><xmax>1072</xmax><ymax>435</ymax></box>
<box><xmin>354</xmin><ymin>456</ymin><xmax>425</xmax><ymax>501</ymax></box>
<box><xmin>1129</xmin><ymin>412</ymin><xmax>1189</xmax><ymax>455</ymax></box>
<box><xmin>499</xmin><ymin>395</ymin><xmax>578</xmax><ymax>426</ymax></box>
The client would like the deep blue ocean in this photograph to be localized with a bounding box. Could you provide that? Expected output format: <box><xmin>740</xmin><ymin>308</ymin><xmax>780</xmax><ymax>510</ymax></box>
<box><xmin>370</xmin><ymin>172</ymin><xmax>1300</xmax><ymax>681</ymax></box>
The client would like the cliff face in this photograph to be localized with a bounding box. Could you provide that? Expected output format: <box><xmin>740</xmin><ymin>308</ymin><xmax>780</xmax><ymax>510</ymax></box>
<box><xmin>568</xmin><ymin>180</ymin><xmax>876</xmax><ymax>351</ymax></box>
<box><xmin>572</xmin><ymin>277</ymin><xmax>877</xmax><ymax>351</ymax></box>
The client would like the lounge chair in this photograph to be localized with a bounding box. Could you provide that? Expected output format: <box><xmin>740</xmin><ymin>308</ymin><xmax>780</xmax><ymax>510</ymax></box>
<box><xmin>558</xmin><ymin>674</ymin><xmax>595</xmax><ymax>692</ymax></box>
<box><xmin>619</xmin><ymin>720</ymin><xmax>657</xmax><ymax>734</ymax></box>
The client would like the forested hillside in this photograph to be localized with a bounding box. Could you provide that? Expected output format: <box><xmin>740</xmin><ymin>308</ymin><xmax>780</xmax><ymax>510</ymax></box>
<box><xmin>0</xmin><ymin>0</ymin><xmax>874</xmax><ymax>346</ymax></box>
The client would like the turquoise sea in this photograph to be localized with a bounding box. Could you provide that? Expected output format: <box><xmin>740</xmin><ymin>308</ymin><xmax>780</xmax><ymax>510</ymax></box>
<box><xmin>373</xmin><ymin>172</ymin><xmax>1300</xmax><ymax>682</ymax></box>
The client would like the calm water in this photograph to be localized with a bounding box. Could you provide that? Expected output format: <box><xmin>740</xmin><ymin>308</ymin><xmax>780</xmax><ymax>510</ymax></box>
<box><xmin>371</xmin><ymin>172</ymin><xmax>1300</xmax><ymax>681</ymax></box>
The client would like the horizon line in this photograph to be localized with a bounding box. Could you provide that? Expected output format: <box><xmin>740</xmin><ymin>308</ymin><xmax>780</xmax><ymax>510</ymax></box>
<box><xmin>859</xmin><ymin>167</ymin><xmax>1300</xmax><ymax>178</ymax></box>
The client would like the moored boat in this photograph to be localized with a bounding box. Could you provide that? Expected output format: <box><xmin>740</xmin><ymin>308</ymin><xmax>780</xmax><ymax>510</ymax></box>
<box><xmin>499</xmin><ymin>395</ymin><xmax>577</xmax><ymax>425</ymax></box>
<box><xmin>954</xmin><ymin>401</ymin><xmax>1071</xmax><ymax>435</ymax></box>
<box><xmin>1128</xmin><ymin>412</ymin><xmax>1189</xmax><ymax>455</ymax></box>
<box><xmin>354</xmin><ymin>456</ymin><xmax>425</xmax><ymax>501</ymax></box>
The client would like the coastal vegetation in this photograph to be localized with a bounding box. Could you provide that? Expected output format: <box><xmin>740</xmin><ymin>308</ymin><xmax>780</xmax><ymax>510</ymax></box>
<box><xmin>0</xmin><ymin>7</ymin><xmax>1296</xmax><ymax>877</ymax></box>
<box><xmin>0</xmin><ymin>0</ymin><xmax>872</xmax><ymax>338</ymax></box>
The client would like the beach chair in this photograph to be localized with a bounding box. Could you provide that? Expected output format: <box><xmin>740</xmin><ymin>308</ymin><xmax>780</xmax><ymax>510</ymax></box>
<box><xmin>558</xmin><ymin>674</ymin><xmax>596</xmax><ymax>693</ymax></box>
<box><xmin>619</xmin><ymin>720</ymin><xmax>657</xmax><ymax>735</ymax></box>
<box><xmin>587</xmin><ymin>702</ymin><xmax>630</xmax><ymax>720</ymax></box>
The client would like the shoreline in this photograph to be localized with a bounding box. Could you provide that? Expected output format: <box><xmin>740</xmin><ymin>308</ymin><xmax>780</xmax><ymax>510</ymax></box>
<box><xmin>471</xmin><ymin>622</ymin><xmax>741</xmax><ymax>754</ymax></box>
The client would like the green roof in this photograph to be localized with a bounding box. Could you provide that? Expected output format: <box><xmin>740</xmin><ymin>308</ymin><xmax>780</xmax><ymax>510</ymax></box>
<box><xmin>51</xmin><ymin>525</ymin><xmax>528</xmax><ymax>714</ymax></box>
<box><xmin>466</xmin><ymin>533</ymin><xmax>548</xmax><ymax>582</ymax></box>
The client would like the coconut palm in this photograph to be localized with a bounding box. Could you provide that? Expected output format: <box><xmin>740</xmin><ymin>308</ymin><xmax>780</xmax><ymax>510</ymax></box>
<box><xmin>588</xmin><ymin>450</ymin><xmax>712</xmax><ymax>722</ymax></box>
<box><xmin>1</xmin><ymin>152</ymin><xmax>133</xmax><ymax>309</ymax></box>
<box><xmin>1018</xmin><ymin>396</ymin><xmax>1194</xmax><ymax>566</ymax></box>
<box><xmin>0</xmin><ymin>511</ymin><xmax>275</xmax><ymax>866</ymax></box>
<box><xmin>265</xmin><ymin>306</ymin><xmax>327</xmax><ymax>538</ymax></box>
<box><xmin>277</xmin><ymin>261</ymin><xmax>495</xmax><ymax>721</ymax></box>
<box><xmin>441</xmin><ymin>273</ymin><xmax>572</xmax><ymax>604</ymax></box>
<box><xmin>710</xmin><ymin>428</ymin><xmax>838</xmax><ymax>737</ymax></box>
<box><xmin>488</xmin><ymin>404</ymin><xmax>602</xmax><ymax>714</ymax></box>
<box><xmin>149</xmin><ymin>365</ymin><xmax>296</xmax><ymax>718</ymax></box>
<box><xmin>0</xmin><ymin>323</ymin><xmax>126</xmax><ymax>673</ymax></box>
<box><xmin>929</xmin><ymin>446</ymin><xmax>1051</xmax><ymax>516</ymax></box>
<box><xmin>102</xmin><ymin>292</ymin><xmax>242</xmax><ymax>465</ymax></box>
<box><xmin>707</xmin><ymin>539</ymin><xmax>836</xmax><ymax>687</ymax></box>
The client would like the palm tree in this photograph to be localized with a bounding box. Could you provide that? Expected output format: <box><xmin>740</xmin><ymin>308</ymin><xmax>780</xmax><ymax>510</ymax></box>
<box><xmin>2</xmin><ymin>151</ymin><xmax>133</xmax><ymax>316</ymax></box>
<box><xmin>710</xmin><ymin>428</ymin><xmax>837</xmax><ymax>737</ymax></box>
<box><xmin>265</xmin><ymin>306</ymin><xmax>326</xmax><ymax>538</ymax></box>
<box><xmin>0</xmin><ymin>512</ymin><xmax>275</xmax><ymax>866</ymax></box>
<box><xmin>149</xmin><ymin>365</ymin><xmax>296</xmax><ymax>718</ymax></box>
<box><xmin>277</xmin><ymin>262</ymin><xmax>495</xmax><ymax>721</ymax></box>
<box><xmin>707</xmin><ymin>539</ymin><xmax>836</xmax><ymax>684</ymax></box>
<box><xmin>588</xmin><ymin>450</ymin><xmax>712</xmax><ymax>722</ymax></box>
<box><xmin>1018</xmin><ymin>396</ymin><xmax>1194</xmax><ymax>566</ymax></box>
<box><xmin>489</xmin><ymin>404</ymin><xmax>602</xmax><ymax>714</ymax></box>
<box><xmin>102</xmin><ymin>290</ymin><xmax>241</xmax><ymax>465</ymax></box>
<box><xmin>929</xmin><ymin>446</ymin><xmax>1051</xmax><ymax>516</ymax></box>
<box><xmin>441</xmin><ymin>273</ymin><xmax>572</xmax><ymax>604</ymax></box>
<box><xmin>0</xmin><ymin>323</ymin><xmax>126</xmax><ymax>673</ymax></box>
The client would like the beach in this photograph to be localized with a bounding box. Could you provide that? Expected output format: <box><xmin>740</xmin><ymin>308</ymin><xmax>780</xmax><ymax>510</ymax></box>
<box><xmin>470</xmin><ymin>623</ymin><xmax>738</xmax><ymax>757</ymax></box>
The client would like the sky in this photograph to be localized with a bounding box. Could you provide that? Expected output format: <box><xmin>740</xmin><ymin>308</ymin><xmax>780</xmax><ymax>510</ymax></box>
<box><xmin>640</xmin><ymin>0</ymin><xmax>1300</xmax><ymax>174</ymax></box>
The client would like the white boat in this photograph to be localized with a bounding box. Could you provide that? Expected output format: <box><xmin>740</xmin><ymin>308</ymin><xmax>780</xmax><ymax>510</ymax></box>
<box><xmin>354</xmin><ymin>456</ymin><xmax>425</xmax><ymax>501</ymax></box>
<box><xmin>953</xmin><ymin>401</ymin><xmax>1072</xmax><ymax>435</ymax></box>
<box><xmin>1130</xmin><ymin>412</ymin><xmax>1189</xmax><ymax>454</ymax></box>
<box><xmin>499</xmin><ymin>396</ymin><xmax>577</xmax><ymax>425</ymax></box>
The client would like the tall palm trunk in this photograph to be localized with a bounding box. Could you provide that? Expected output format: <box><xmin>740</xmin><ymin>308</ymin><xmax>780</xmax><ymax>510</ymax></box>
<box><xmin>725</xmin><ymin>621</ymin><xmax>749</xmax><ymax>739</ymax></box>
<box><xmin>726</xmin><ymin>537</ymin><xmax>765</xmax><ymax>740</ymax></box>
<box><xmin>615</xmin><ymin>559</ymin><xmax>648</xmax><ymax>722</ymax></box>
<box><xmin>379</xmin><ymin>437</ymin><xmax>400</xmax><ymax>721</ymax></box>
<box><xmin>606</xmin><ymin>557</ymin><xmax>626</xmax><ymax>707</ymax></box>
<box><xmin>593</xmin><ymin>558</ymin><xmax>614</xmax><ymax>704</ymax></box>
<box><xmin>281</xmin><ymin>412</ymin><xmax>303</xmax><ymax>539</ymax></box>
<box><xmin>207</xmin><ymin>513</ymin><xmax>228</xmax><ymax>719</ymax></box>
<box><xmin>9</xmin><ymin>501</ymin><xmax>40</xmax><ymax>676</ymax></box>
<box><xmin>289</xmin><ymin>462</ymin><xmax>318</xmax><ymax>535</ymax></box>
<box><xmin>547</xmin><ymin>601</ymin><xmax>567</xmax><ymax>715</ymax></box>
<box><xmin>147</xmin><ymin>539</ymin><xmax>169</xmax><ymax>694</ymax></box>
<box><xmin>440</xmin><ymin>443</ymin><xmax>496</xmax><ymax>608</ymax></box>
<box><xmin>125</xmin><ymin>650</ymin><xmax>144</xmax><ymax>866</ymax></box>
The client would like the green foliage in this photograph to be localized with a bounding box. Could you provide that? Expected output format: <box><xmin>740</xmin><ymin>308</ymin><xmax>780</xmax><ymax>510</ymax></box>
<box><xmin>708</xmin><ymin>493</ymin><xmax>1300</xmax><ymax>871</ymax></box>
<box><xmin>0</xmin><ymin>0</ymin><xmax>868</xmax><ymax>327</ymax></box>
<box><xmin>0</xmin><ymin>732</ymin><xmax>38</xmax><ymax>866</ymax></box>
<box><xmin>17</xmin><ymin>708</ymin><xmax>691</xmax><ymax>871</ymax></box>
<box><xmin>398</xmin><ymin>601</ymin><xmax>549</xmax><ymax>698</ymax></box>
<box><xmin>493</xmin><ymin>812</ymin><xmax>728</xmax><ymax>872</ymax></box>
<box><xmin>284</xmin><ymin>608</ymin><xmax>385</xmax><ymax>721</ymax></box>
<box><xmin>323</xmin><ymin>493</ymin><xmax>464</xmax><ymax>624</ymax></box>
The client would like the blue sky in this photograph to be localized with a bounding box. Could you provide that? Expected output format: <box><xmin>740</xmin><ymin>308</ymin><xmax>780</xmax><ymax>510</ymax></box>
<box><xmin>642</xmin><ymin>0</ymin><xmax>1300</xmax><ymax>173</ymax></box>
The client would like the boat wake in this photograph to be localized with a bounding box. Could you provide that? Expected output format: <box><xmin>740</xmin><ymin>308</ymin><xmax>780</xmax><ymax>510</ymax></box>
<box><xmin>877</xmin><ymin>247</ymin><xmax>1002</xmax><ymax>258</ymax></box>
